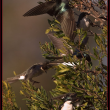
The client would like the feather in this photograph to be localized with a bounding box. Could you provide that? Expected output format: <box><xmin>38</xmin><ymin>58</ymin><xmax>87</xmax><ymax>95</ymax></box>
<box><xmin>56</xmin><ymin>9</ymin><xmax>76</xmax><ymax>41</ymax></box>
<box><xmin>23</xmin><ymin>1</ymin><xmax>56</xmax><ymax>16</ymax></box>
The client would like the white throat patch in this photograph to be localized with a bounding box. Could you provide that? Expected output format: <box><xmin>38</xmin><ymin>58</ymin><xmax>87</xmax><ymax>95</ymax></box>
<box><xmin>61</xmin><ymin>101</ymin><xmax>73</xmax><ymax>110</ymax></box>
<box><xmin>80</xmin><ymin>18</ymin><xmax>90</xmax><ymax>31</ymax></box>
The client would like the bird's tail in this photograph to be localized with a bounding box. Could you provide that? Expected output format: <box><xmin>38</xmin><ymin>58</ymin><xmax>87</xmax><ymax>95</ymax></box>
<box><xmin>5</xmin><ymin>71</ymin><xmax>27</xmax><ymax>84</ymax></box>
<box><xmin>5</xmin><ymin>76</ymin><xmax>20</xmax><ymax>84</ymax></box>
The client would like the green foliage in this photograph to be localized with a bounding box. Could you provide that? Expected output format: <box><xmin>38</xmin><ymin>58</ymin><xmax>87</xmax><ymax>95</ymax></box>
<box><xmin>45</xmin><ymin>19</ymin><xmax>61</xmax><ymax>34</ymax></box>
<box><xmin>39</xmin><ymin>41</ymin><xmax>60</xmax><ymax>60</ymax></box>
<box><xmin>33</xmin><ymin>20</ymin><xmax>107</xmax><ymax>109</ymax></box>
<box><xmin>94</xmin><ymin>27</ymin><xmax>107</xmax><ymax>56</ymax></box>
<box><xmin>3</xmin><ymin>81</ymin><xmax>20</xmax><ymax>110</ymax></box>
<box><xmin>3</xmin><ymin>0</ymin><xmax>107</xmax><ymax>110</ymax></box>
<box><xmin>20</xmin><ymin>81</ymin><xmax>56</xmax><ymax>110</ymax></box>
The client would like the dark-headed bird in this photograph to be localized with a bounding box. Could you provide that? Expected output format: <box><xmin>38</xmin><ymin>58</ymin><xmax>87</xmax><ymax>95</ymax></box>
<box><xmin>77</xmin><ymin>12</ymin><xmax>101</xmax><ymax>32</ymax></box>
<box><xmin>58</xmin><ymin>93</ymin><xmax>82</xmax><ymax>110</ymax></box>
<box><xmin>51</xmin><ymin>93</ymin><xmax>83</xmax><ymax>110</ymax></box>
<box><xmin>77</xmin><ymin>12</ymin><xmax>91</xmax><ymax>31</ymax></box>
<box><xmin>58</xmin><ymin>95</ymin><xmax>75</xmax><ymax>110</ymax></box>
<box><xmin>5</xmin><ymin>61</ymin><xmax>57</xmax><ymax>84</ymax></box>
<box><xmin>60</xmin><ymin>99</ymin><xmax>75</xmax><ymax>110</ymax></box>
<box><xmin>23</xmin><ymin>0</ymin><xmax>76</xmax><ymax>41</ymax></box>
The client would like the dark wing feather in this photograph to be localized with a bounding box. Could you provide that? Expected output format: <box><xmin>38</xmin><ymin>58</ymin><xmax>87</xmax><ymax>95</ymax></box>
<box><xmin>56</xmin><ymin>9</ymin><xmax>76</xmax><ymax>41</ymax></box>
<box><xmin>47</xmin><ymin>34</ymin><xmax>73</xmax><ymax>55</ymax></box>
<box><xmin>80</xmin><ymin>36</ymin><xmax>89</xmax><ymax>49</ymax></box>
<box><xmin>23</xmin><ymin>1</ymin><xmax>56</xmax><ymax>16</ymax></box>
<box><xmin>47</xmin><ymin>34</ymin><xmax>66</xmax><ymax>50</ymax></box>
<box><xmin>81</xmin><ymin>36</ymin><xmax>89</xmax><ymax>46</ymax></box>
<box><xmin>47</xmin><ymin>34</ymin><xmax>67</xmax><ymax>55</ymax></box>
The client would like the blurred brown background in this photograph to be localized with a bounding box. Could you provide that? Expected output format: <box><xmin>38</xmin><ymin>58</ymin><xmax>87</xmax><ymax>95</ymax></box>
<box><xmin>3</xmin><ymin>0</ymin><xmax>107</xmax><ymax>109</ymax></box>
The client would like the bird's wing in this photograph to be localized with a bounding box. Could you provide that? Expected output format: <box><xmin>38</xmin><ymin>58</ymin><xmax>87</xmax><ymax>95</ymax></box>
<box><xmin>81</xmin><ymin>36</ymin><xmax>89</xmax><ymax>46</ymax></box>
<box><xmin>56</xmin><ymin>9</ymin><xmax>76</xmax><ymax>41</ymax></box>
<box><xmin>23</xmin><ymin>1</ymin><xmax>56</xmax><ymax>16</ymax></box>
<box><xmin>25</xmin><ymin>63</ymin><xmax>45</xmax><ymax>79</ymax></box>
<box><xmin>80</xmin><ymin>36</ymin><xmax>89</xmax><ymax>49</ymax></box>
<box><xmin>47</xmin><ymin>33</ymin><xmax>67</xmax><ymax>50</ymax></box>
<box><xmin>47</xmin><ymin>33</ymin><xmax>73</xmax><ymax>55</ymax></box>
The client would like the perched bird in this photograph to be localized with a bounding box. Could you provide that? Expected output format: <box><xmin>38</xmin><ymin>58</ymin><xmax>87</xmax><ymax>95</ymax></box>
<box><xmin>77</xmin><ymin>12</ymin><xmax>91</xmax><ymax>31</ymax></box>
<box><xmin>58</xmin><ymin>93</ymin><xmax>83</xmax><ymax>110</ymax></box>
<box><xmin>59</xmin><ymin>96</ymin><xmax>75</xmax><ymax>110</ymax></box>
<box><xmin>23</xmin><ymin>0</ymin><xmax>76</xmax><ymax>41</ymax></box>
<box><xmin>60</xmin><ymin>100</ymin><xmax>75</xmax><ymax>110</ymax></box>
<box><xmin>50</xmin><ymin>93</ymin><xmax>83</xmax><ymax>110</ymax></box>
<box><xmin>5</xmin><ymin>61</ymin><xmax>56</xmax><ymax>84</ymax></box>
<box><xmin>77</xmin><ymin>12</ymin><xmax>103</xmax><ymax>33</ymax></box>
<box><xmin>46</xmin><ymin>33</ymin><xmax>92</xmax><ymax>65</ymax></box>
<box><xmin>72</xmin><ymin>50</ymin><xmax>91</xmax><ymax>64</ymax></box>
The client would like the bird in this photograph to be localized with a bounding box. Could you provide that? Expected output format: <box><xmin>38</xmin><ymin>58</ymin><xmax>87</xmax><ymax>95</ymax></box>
<box><xmin>77</xmin><ymin>12</ymin><xmax>102</xmax><ymax>32</ymax></box>
<box><xmin>58</xmin><ymin>93</ymin><xmax>83</xmax><ymax>110</ymax></box>
<box><xmin>23</xmin><ymin>0</ymin><xmax>76</xmax><ymax>41</ymax></box>
<box><xmin>77</xmin><ymin>12</ymin><xmax>91</xmax><ymax>31</ymax></box>
<box><xmin>51</xmin><ymin>93</ymin><xmax>83</xmax><ymax>110</ymax></box>
<box><xmin>5</xmin><ymin>61</ymin><xmax>57</xmax><ymax>84</ymax></box>
<box><xmin>60</xmin><ymin>100</ymin><xmax>75</xmax><ymax>110</ymax></box>
<box><xmin>59</xmin><ymin>96</ymin><xmax>75</xmax><ymax>110</ymax></box>
<box><xmin>46</xmin><ymin>33</ymin><xmax>92</xmax><ymax>66</ymax></box>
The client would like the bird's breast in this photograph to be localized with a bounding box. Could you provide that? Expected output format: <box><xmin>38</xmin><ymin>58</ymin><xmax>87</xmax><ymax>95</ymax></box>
<box><xmin>80</xmin><ymin>18</ymin><xmax>90</xmax><ymax>31</ymax></box>
<box><xmin>61</xmin><ymin>102</ymin><xmax>73</xmax><ymax>110</ymax></box>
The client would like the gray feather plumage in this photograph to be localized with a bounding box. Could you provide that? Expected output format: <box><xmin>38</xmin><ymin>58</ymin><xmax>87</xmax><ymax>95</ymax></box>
<box><xmin>5</xmin><ymin>63</ymin><xmax>47</xmax><ymax>84</ymax></box>
<box><xmin>47</xmin><ymin>33</ymin><xmax>73</xmax><ymax>56</ymax></box>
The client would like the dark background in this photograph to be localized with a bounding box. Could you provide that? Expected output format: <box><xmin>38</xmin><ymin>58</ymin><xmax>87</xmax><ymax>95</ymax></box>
<box><xmin>3</xmin><ymin>0</ymin><xmax>107</xmax><ymax>109</ymax></box>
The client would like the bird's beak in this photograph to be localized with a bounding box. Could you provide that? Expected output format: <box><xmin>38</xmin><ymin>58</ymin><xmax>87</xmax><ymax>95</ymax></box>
<box><xmin>41</xmin><ymin>67</ymin><xmax>47</xmax><ymax>73</ymax></box>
